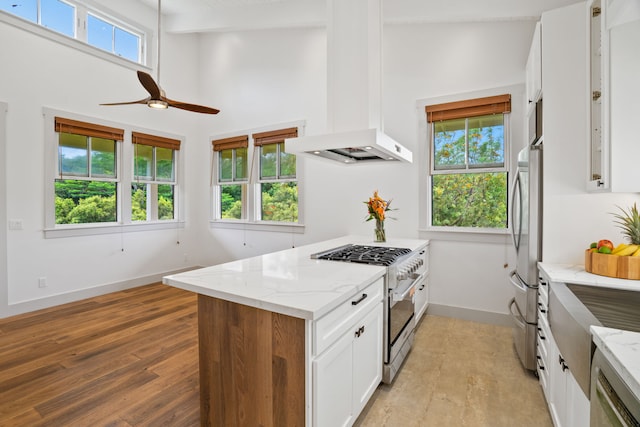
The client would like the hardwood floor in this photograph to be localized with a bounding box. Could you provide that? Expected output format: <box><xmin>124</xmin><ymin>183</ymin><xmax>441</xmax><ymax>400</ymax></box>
<box><xmin>0</xmin><ymin>283</ymin><xmax>199</xmax><ymax>426</ymax></box>
<box><xmin>1</xmin><ymin>283</ymin><xmax>551</xmax><ymax>427</ymax></box>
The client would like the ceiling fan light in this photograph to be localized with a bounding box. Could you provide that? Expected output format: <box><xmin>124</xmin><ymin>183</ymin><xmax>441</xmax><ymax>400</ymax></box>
<box><xmin>148</xmin><ymin>99</ymin><xmax>168</xmax><ymax>109</ymax></box>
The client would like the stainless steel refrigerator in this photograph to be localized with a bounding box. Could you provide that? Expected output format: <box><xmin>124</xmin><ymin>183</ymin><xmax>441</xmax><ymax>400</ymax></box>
<box><xmin>508</xmin><ymin>141</ymin><xmax>543</xmax><ymax>371</ymax></box>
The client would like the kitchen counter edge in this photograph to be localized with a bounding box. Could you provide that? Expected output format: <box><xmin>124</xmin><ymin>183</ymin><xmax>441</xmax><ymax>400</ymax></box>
<box><xmin>163</xmin><ymin>236</ymin><xmax>429</xmax><ymax>321</ymax></box>
<box><xmin>538</xmin><ymin>262</ymin><xmax>640</xmax><ymax>292</ymax></box>
<box><xmin>590</xmin><ymin>326</ymin><xmax>640</xmax><ymax>401</ymax></box>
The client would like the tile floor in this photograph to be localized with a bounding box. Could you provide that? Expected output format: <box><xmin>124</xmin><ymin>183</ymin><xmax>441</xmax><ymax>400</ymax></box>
<box><xmin>354</xmin><ymin>315</ymin><xmax>553</xmax><ymax>427</ymax></box>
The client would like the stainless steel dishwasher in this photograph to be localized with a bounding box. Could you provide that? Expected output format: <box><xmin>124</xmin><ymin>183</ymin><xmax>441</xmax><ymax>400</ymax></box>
<box><xmin>590</xmin><ymin>348</ymin><xmax>640</xmax><ymax>426</ymax></box>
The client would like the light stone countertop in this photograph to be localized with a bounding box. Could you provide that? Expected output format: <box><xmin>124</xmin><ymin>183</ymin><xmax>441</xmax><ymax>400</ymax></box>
<box><xmin>539</xmin><ymin>263</ymin><xmax>640</xmax><ymax>402</ymax></box>
<box><xmin>163</xmin><ymin>235</ymin><xmax>429</xmax><ymax>320</ymax></box>
<box><xmin>538</xmin><ymin>262</ymin><xmax>640</xmax><ymax>292</ymax></box>
<box><xmin>590</xmin><ymin>326</ymin><xmax>640</xmax><ymax>401</ymax></box>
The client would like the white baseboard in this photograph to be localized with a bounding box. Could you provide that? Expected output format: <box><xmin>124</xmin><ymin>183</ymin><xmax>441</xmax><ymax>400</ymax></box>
<box><xmin>0</xmin><ymin>266</ymin><xmax>201</xmax><ymax>319</ymax></box>
<box><xmin>426</xmin><ymin>303</ymin><xmax>512</xmax><ymax>328</ymax></box>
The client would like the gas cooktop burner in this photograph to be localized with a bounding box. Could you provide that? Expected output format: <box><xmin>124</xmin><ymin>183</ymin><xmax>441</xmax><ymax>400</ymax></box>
<box><xmin>311</xmin><ymin>244</ymin><xmax>412</xmax><ymax>267</ymax></box>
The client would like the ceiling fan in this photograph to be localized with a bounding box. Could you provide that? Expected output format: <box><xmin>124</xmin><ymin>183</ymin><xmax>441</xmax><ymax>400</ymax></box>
<box><xmin>100</xmin><ymin>0</ymin><xmax>219</xmax><ymax>115</ymax></box>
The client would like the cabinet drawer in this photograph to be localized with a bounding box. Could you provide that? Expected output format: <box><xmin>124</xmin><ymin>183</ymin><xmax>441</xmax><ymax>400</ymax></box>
<box><xmin>537</xmin><ymin>334</ymin><xmax>548</xmax><ymax>365</ymax></box>
<box><xmin>538</xmin><ymin>307</ymin><xmax>550</xmax><ymax>337</ymax></box>
<box><xmin>313</xmin><ymin>278</ymin><xmax>383</xmax><ymax>356</ymax></box>
<box><xmin>537</xmin><ymin>311</ymin><xmax>549</xmax><ymax>360</ymax></box>
<box><xmin>537</xmin><ymin>355</ymin><xmax>549</xmax><ymax>401</ymax></box>
<box><xmin>537</xmin><ymin>297</ymin><xmax>548</xmax><ymax>320</ymax></box>
<box><xmin>538</xmin><ymin>279</ymin><xmax>549</xmax><ymax>307</ymax></box>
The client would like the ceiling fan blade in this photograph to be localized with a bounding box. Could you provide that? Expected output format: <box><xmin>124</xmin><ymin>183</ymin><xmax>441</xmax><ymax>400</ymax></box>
<box><xmin>100</xmin><ymin>98</ymin><xmax>150</xmax><ymax>106</ymax></box>
<box><xmin>137</xmin><ymin>71</ymin><xmax>162</xmax><ymax>98</ymax></box>
<box><xmin>165</xmin><ymin>97</ymin><xmax>220</xmax><ymax>115</ymax></box>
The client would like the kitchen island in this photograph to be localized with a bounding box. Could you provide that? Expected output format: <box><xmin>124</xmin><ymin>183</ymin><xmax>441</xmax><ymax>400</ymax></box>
<box><xmin>163</xmin><ymin>235</ymin><xmax>427</xmax><ymax>426</ymax></box>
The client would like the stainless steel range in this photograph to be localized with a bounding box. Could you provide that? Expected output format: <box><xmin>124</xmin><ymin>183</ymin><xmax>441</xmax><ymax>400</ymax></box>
<box><xmin>311</xmin><ymin>244</ymin><xmax>428</xmax><ymax>383</ymax></box>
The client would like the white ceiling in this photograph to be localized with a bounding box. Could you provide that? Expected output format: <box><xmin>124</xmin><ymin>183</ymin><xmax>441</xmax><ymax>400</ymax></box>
<box><xmin>136</xmin><ymin>0</ymin><xmax>584</xmax><ymax>33</ymax></box>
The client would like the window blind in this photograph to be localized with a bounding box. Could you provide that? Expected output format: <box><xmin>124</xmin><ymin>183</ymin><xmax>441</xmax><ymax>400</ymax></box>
<box><xmin>425</xmin><ymin>94</ymin><xmax>511</xmax><ymax>123</ymax></box>
<box><xmin>211</xmin><ymin>135</ymin><xmax>248</xmax><ymax>152</ymax></box>
<box><xmin>132</xmin><ymin>132</ymin><xmax>181</xmax><ymax>150</ymax></box>
<box><xmin>55</xmin><ymin>117</ymin><xmax>124</xmax><ymax>141</ymax></box>
<box><xmin>252</xmin><ymin>127</ymin><xmax>298</xmax><ymax>146</ymax></box>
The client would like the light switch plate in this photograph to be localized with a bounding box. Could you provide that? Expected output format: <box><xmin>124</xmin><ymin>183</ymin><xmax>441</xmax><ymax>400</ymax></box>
<box><xmin>8</xmin><ymin>219</ymin><xmax>23</xmax><ymax>230</ymax></box>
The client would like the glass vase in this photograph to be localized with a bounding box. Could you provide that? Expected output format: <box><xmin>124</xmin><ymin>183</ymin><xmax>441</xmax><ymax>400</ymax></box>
<box><xmin>374</xmin><ymin>218</ymin><xmax>386</xmax><ymax>242</ymax></box>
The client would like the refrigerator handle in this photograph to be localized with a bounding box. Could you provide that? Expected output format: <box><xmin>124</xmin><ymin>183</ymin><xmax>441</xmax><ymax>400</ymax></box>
<box><xmin>509</xmin><ymin>269</ymin><xmax>527</xmax><ymax>293</ymax></box>
<box><xmin>508</xmin><ymin>297</ymin><xmax>526</xmax><ymax>328</ymax></box>
<box><xmin>510</xmin><ymin>168</ymin><xmax>522</xmax><ymax>251</ymax></box>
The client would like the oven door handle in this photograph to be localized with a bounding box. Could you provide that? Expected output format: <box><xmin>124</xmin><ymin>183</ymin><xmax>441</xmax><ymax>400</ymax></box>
<box><xmin>391</xmin><ymin>272</ymin><xmax>425</xmax><ymax>302</ymax></box>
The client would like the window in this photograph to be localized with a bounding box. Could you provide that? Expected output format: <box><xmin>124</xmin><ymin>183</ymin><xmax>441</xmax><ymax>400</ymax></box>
<box><xmin>54</xmin><ymin>117</ymin><xmax>122</xmax><ymax>225</ymax></box>
<box><xmin>254</xmin><ymin>128</ymin><xmax>298</xmax><ymax>223</ymax></box>
<box><xmin>87</xmin><ymin>13</ymin><xmax>140</xmax><ymax>62</ymax></box>
<box><xmin>212</xmin><ymin>135</ymin><xmax>248</xmax><ymax>220</ymax></box>
<box><xmin>1</xmin><ymin>0</ymin><xmax>75</xmax><ymax>37</ymax></box>
<box><xmin>132</xmin><ymin>132</ymin><xmax>180</xmax><ymax>221</ymax></box>
<box><xmin>1</xmin><ymin>0</ymin><xmax>144</xmax><ymax>64</ymax></box>
<box><xmin>211</xmin><ymin>126</ymin><xmax>301</xmax><ymax>226</ymax></box>
<box><xmin>45</xmin><ymin>110</ymin><xmax>185</xmax><ymax>237</ymax></box>
<box><xmin>426</xmin><ymin>94</ymin><xmax>511</xmax><ymax>229</ymax></box>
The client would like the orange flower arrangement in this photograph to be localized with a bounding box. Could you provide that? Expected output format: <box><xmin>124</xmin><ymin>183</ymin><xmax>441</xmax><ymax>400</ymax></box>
<box><xmin>364</xmin><ymin>190</ymin><xmax>394</xmax><ymax>242</ymax></box>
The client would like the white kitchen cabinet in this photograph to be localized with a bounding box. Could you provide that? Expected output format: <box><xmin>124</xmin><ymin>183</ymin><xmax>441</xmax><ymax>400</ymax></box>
<box><xmin>414</xmin><ymin>274</ymin><xmax>429</xmax><ymax>324</ymax></box>
<box><xmin>526</xmin><ymin>21</ymin><xmax>542</xmax><ymax>109</ymax></box>
<box><xmin>313</xmin><ymin>300</ymin><xmax>383</xmax><ymax>427</ymax></box>
<box><xmin>536</xmin><ymin>278</ymin><xmax>550</xmax><ymax>402</ymax></box>
<box><xmin>587</xmin><ymin>0</ymin><xmax>640</xmax><ymax>192</ymax></box>
<box><xmin>537</xmin><ymin>273</ymin><xmax>589</xmax><ymax>427</ymax></box>
<box><xmin>414</xmin><ymin>245</ymin><xmax>430</xmax><ymax>324</ymax></box>
<box><xmin>547</xmin><ymin>333</ymin><xmax>590</xmax><ymax>427</ymax></box>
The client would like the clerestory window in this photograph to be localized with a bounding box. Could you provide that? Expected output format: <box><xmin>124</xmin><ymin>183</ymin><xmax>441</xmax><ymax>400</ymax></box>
<box><xmin>1</xmin><ymin>0</ymin><xmax>145</xmax><ymax>64</ymax></box>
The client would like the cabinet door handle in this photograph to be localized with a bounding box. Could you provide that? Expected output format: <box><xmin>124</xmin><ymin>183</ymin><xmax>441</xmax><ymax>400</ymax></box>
<box><xmin>538</xmin><ymin>302</ymin><xmax>546</xmax><ymax>313</ymax></box>
<box><xmin>354</xmin><ymin>326</ymin><xmax>365</xmax><ymax>338</ymax></box>
<box><xmin>418</xmin><ymin>285</ymin><xmax>425</xmax><ymax>291</ymax></box>
<box><xmin>351</xmin><ymin>293</ymin><xmax>368</xmax><ymax>306</ymax></box>
<box><xmin>559</xmin><ymin>355</ymin><xmax>569</xmax><ymax>371</ymax></box>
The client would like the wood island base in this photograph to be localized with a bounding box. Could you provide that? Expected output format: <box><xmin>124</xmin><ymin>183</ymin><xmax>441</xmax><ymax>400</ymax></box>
<box><xmin>197</xmin><ymin>294</ymin><xmax>306</xmax><ymax>427</ymax></box>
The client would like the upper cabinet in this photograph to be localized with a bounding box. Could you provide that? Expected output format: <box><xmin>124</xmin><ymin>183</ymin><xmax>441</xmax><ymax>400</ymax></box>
<box><xmin>587</xmin><ymin>0</ymin><xmax>640</xmax><ymax>192</ymax></box>
<box><xmin>526</xmin><ymin>21</ymin><xmax>542</xmax><ymax>111</ymax></box>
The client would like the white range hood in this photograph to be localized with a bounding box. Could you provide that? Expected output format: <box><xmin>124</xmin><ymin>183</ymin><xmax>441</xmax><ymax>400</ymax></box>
<box><xmin>285</xmin><ymin>0</ymin><xmax>412</xmax><ymax>165</ymax></box>
<box><xmin>285</xmin><ymin>128</ymin><xmax>412</xmax><ymax>164</ymax></box>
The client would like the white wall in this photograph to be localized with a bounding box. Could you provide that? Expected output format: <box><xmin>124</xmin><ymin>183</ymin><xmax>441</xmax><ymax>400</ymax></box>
<box><xmin>0</xmin><ymin>2</ymin><xmax>212</xmax><ymax>316</ymax></box>
<box><xmin>1</xmin><ymin>102</ymin><xmax>7</xmax><ymax>313</ymax></box>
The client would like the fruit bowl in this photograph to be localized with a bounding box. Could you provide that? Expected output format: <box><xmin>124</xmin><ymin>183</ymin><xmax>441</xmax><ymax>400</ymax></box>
<box><xmin>585</xmin><ymin>250</ymin><xmax>640</xmax><ymax>280</ymax></box>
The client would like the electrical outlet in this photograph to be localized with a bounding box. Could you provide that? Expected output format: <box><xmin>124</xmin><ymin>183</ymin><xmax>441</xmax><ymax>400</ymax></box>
<box><xmin>38</xmin><ymin>277</ymin><xmax>47</xmax><ymax>288</ymax></box>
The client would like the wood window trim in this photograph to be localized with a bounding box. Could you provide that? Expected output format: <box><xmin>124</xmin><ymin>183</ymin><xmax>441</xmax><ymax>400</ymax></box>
<box><xmin>132</xmin><ymin>131</ymin><xmax>181</xmax><ymax>150</ymax></box>
<box><xmin>55</xmin><ymin>117</ymin><xmax>124</xmax><ymax>141</ymax></box>
<box><xmin>425</xmin><ymin>94</ymin><xmax>511</xmax><ymax>123</ymax></box>
<box><xmin>252</xmin><ymin>127</ymin><xmax>298</xmax><ymax>147</ymax></box>
<box><xmin>212</xmin><ymin>135</ymin><xmax>248</xmax><ymax>152</ymax></box>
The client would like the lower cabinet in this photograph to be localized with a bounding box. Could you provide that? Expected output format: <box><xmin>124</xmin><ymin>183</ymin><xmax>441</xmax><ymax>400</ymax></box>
<box><xmin>197</xmin><ymin>277</ymin><xmax>383</xmax><ymax>427</ymax></box>
<box><xmin>414</xmin><ymin>274</ymin><xmax>429</xmax><ymax>324</ymax></box>
<box><xmin>544</xmin><ymin>322</ymin><xmax>590</xmax><ymax>427</ymax></box>
<box><xmin>538</xmin><ymin>277</ymin><xmax>589</xmax><ymax>427</ymax></box>
<box><xmin>313</xmin><ymin>301</ymin><xmax>383</xmax><ymax>427</ymax></box>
